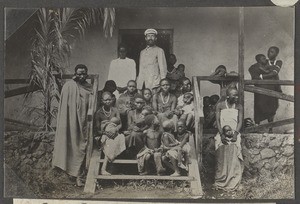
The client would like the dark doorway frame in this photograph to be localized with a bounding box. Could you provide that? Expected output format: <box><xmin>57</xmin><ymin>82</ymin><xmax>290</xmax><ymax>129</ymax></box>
<box><xmin>118</xmin><ymin>29</ymin><xmax>174</xmax><ymax>76</ymax></box>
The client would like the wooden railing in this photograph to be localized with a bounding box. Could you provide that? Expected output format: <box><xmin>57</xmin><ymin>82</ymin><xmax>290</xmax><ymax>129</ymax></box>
<box><xmin>85</xmin><ymin>75</ymin><xmax>99</xmax><ymax>168</ymax></box>
<box><xmin>192</xmin><ymin>75</ymin><xmax>294</xmax><ymax>170</ymax></box>
<box><xmin>192</xmin><ymin>76</ymin><xmax>204</xmax><ymax>169</ymax></box>
<box><xmin>243</xmin><ymin>79</ymin><xmax>294</xmax><ymax>133</ymax></box>
<box><xmin>4</xmin><ymin>74</ymin><xmax>98</xmax><ymax>98</ymax></box>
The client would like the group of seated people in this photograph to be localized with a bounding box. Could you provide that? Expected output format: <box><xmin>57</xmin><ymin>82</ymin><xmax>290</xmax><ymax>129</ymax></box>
<box><xmin>94</xmin><ymin>77</ymin><xmax>194</xmax><ymax>177</ymax></box>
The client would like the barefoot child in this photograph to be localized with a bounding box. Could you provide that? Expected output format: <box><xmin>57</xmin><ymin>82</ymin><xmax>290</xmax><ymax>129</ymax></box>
<box><xmin>137</xmin><ymin>114</ymin><xmax>166</xmax><ymax>175</ymax></box>
<box><xmin>125</xmin><ymin>106</ymin><xmax>153</xmax><ymax>158</ymax></box>
<box><xmin>160</xmin><ymin>120</ymin><xmax>184</xmax><ymax>176</ymax></box>
<box><xmin>165</xmin><ymin>120</ymin><xmax>191</xmax><ymax>175</ymax></box>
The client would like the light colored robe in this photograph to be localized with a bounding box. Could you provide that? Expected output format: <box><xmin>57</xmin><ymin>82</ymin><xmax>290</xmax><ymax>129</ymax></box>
<box><xmin>214</xmin><ymin>102</ymin><xmax>243</xmax><ymax>190</ymax></box>
<box><xmin>137</xmin><ymin>45</ymin><xmax>167</xmax><ymax>89</ymax></box>
<box><xmin>52</xmin><ymin>80</ymin><xmax>92</xmax><ymax>177</ymax></box>
<box><xmin>107</xmin><ymin>57</ymin><xmax>136</xmax><ymax>88</ymax></box>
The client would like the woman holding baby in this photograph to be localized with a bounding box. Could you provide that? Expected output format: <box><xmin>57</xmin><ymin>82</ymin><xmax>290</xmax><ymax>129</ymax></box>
<box><xmin>95</xmin><ymin>91</ymin><xmax>126</xmax><ymax>175</ymax></box>
<box><xmin>248</xmin><ymin>46</ymin><xmax>283</xmax><ymax>133</ymax></box>
<box><xmin>214</xmin><ymin>87</ymin><xmax>244</xmax><ymax>191</ymax></box>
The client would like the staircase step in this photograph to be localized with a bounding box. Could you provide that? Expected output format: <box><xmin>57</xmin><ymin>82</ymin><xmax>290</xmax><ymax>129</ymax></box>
<box><xmin>96</xmin><ymin>175</ymin><xmax>194</xmax><ymax>181</ymax></box>
<box><xmin>99</xmin><ymin>159</ymin><xmax>137</xmax><ymax>164</ymax></box>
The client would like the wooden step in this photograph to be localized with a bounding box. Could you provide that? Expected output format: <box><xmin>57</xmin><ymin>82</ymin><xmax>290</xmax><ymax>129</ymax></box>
<box><xmin>96</xmin><ymin>175</ymin><xmax>194</xmax><ymax>181</ymax></box>
<box><xmin>99</xmin><ymin>159</ymin><xmax>137</xmax><ymax>164</ymax></box>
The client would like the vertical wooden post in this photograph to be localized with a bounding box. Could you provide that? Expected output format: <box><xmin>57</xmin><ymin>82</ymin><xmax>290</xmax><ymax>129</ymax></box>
<box><xmin>86</xmin><ymin>75</ymin><xmax>99</xmax><ymax>169</ymax></box>
<box><xmin>238</xmin><ymin>7</ymin><xmax>245</xmax><ymax>131</ymax></box>
<box><xmin>192</xmin><ymin>76</ymin><xmax>203</xmax><ymax>168</ymax></box>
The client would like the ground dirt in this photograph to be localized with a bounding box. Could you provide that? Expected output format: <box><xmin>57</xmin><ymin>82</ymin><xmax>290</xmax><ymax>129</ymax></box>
<box><xmin>4</xmin><ymin>131</ymin><xmax>295</xmax><ymax>200</ymax></box>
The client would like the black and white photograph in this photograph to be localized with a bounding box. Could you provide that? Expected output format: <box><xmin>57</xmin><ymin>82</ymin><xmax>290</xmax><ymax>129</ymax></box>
<box><xmin>3</xmin><ymin>3</ymin><xmax>296</xmax><ymax>202</ymax></box>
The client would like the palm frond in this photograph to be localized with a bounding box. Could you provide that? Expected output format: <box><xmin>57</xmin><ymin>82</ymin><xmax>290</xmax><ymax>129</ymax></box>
<box><xmin>28</xmin><ymin>7</ymin><xmax>116</xmax><ymax>131</ymax></box>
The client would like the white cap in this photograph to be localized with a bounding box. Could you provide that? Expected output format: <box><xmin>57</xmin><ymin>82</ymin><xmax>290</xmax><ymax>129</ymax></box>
<box><xmin>144</xmin><ymin>28</ymin><xmax>158</xmax><ymax>36</ymax></box>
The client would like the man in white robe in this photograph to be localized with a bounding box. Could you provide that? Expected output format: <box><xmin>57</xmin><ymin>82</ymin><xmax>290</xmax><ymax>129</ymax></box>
<box><xmin>107</xmin><ymin>44</ymin><xmax>136</xmax><ymax>98</ymax></box>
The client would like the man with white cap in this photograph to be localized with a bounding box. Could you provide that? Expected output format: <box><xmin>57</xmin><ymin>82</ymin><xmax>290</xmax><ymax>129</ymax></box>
<box><xmin>137</xmin><ymin>28</ymin><xmax>167</xmax><ymax>93</ymax></box>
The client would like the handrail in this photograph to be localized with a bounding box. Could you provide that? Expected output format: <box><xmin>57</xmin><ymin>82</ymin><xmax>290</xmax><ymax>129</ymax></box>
<box><xmin>86</xmin><ymin>75</ymin><xmax>99</xmax><ymax>168</ymax></box>
<box><xmin>244</xmin><ymin>80</ymin><xmax>294</xmax><ymax>85</ymax></box>
<box><xmin>192</xmin><ymin>76</ymin><xmax>203</xmax><ymax>167</ymax></box>
<box><xmin>245</xmin><ymin>85</ymin><xmax>294</xmax><ymax>102</ymax></box>
<box><xmin>196</xmin><ymin>76</ymin><xmax>239</xmax><ymax>81</ymax></box>
<box><xmin>5</xmin><ymin>74</ymin><xmax>98</xmax><ymax>84</ymax></box>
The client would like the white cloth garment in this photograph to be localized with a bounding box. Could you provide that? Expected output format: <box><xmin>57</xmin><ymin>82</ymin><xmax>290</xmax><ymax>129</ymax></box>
<box><xmin>107</xmin><ymin>57</ymin><xmax>136</xmax><ymax>88</ymax></box>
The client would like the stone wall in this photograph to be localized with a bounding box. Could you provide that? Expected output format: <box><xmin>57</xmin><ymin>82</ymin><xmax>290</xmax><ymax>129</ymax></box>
<box><xmin>242</xmin><ymin>133</ymin><xmax>294</xmax><ymax>177</ymax></box>
<box><xmin>202</xmin><ymin>133</ymin><xmax>294</xmax><ymax>178</ymax></box>
<box><xmin>4</xmin><ymin>131</ymin><xmax>56</xmax><ymax>196</ymax></box>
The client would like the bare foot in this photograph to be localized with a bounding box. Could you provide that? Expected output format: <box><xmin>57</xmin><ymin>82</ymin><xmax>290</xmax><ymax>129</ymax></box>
<box><xmin>76</xmin><ymin>177</ymin><xmax>85</xmax><ymax>187</ymax></box>
<box><xmin>170</xmin><ymin>172</ymin><xmax>181</xmax><ymax>177</ymax></box>
<box><xmin>178</xmin><ymin>163</ymin><xmax>188</xmax><ymax>170</ymax></box>
<box><xmin>157</xmin><ymin>167</ymin><xmax>166</xmax><ymax>174</ymax></box>
<box><xmin>101</xmin><ymin>170</ymin><xmax>111</xmax><ymax>176</ymax></box>
<box><xmin>139</xmin><ymin>171</ymin><xmax>149</xmax><ymax>175</ymax></box>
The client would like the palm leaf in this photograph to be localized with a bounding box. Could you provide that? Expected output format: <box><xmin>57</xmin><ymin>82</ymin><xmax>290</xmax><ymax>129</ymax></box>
<box><xmin>28</xmin><ymin>7</ymin><xmax>116</xmax><ymax>130</ymax></box>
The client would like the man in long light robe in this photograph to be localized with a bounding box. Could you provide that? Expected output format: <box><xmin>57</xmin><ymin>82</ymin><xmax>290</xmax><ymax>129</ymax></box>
<box><xmin>52</xmin><ymin>64</ymin><xmax>92</xmax><ymax>187</ymax></box>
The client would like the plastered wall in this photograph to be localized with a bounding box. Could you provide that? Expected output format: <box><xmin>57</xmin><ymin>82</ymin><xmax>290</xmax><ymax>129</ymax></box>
<box><xmin>5</xmin><ymin>7</ymin><xmax>294</xmax><ymax>132</ymax></box>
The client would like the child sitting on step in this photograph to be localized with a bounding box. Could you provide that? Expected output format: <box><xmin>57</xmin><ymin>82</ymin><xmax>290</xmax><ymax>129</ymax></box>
<box><xmin>137</xmin><ymin>114</ymin><xmax>166</xmax><ymax>175</ymax></box>
<box><xmin>164</xmin><ymin>120</ymin><xmax>191</xmax><ymax>176</ymax></box>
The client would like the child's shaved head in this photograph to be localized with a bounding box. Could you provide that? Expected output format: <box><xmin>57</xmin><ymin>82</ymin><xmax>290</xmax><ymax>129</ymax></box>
<box><xmin>162</xmin><ymin>120</ymin><xmax>175</xmax><ymax>132</ymax></box>
<box><xmin>255</xmin><ymin>54</ymin><xmax>267</xmax><ymax>65</ymax></box>
<box><xmin>222</xmin><ymin>125</ymin><xmax>233</xmax><ymax>137</ymax></box>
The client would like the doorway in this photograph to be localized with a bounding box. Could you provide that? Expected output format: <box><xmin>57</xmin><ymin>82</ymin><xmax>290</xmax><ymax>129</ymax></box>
<box><xmin>118</xmin><ymin>29</ymin><xmax>173</xmax><ymax>76</ymax></box>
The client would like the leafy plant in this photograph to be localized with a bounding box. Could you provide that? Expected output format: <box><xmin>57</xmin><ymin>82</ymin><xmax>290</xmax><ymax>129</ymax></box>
<box><xmin>29</xmin><ymin>8</ymin><xmax>115</xmax><ymax>131</ymax></box>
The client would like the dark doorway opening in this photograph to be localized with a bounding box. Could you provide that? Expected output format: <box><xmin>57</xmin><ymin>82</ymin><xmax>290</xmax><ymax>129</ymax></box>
<box><xmin>118</xmin><ymin>29</ymin><xmax>173</xmax><ymax>77</ymax></box>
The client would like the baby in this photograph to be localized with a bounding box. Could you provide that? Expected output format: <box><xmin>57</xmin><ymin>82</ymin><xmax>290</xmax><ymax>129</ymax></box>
<box><xmin>221</xmin><ymin>125</ymin><xmax>238</xmax><ymax>145</ymax></box>
<box><xmin>180</xmin><ymin>92</ymin><xmax>194</xmax><ymax>128</ymax></box>
<box><xmin>255</xmin><ymin>54</ymin><xmax>279</xmax><ymax>75</ymax></box>
<box><xmin>100</xmin><ymin>117</ymin><xmax>120</xmax><ymax>141</ymax></box>
<box><xmin>99</xmin><ymin>117</ymin><xmax>126</xmax><ymax>175</ymax></box>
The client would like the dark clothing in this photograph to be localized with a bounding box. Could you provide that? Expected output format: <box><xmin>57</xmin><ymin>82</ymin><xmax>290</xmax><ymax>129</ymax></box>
<box><xmin>248</xmin><ymin>63</ymin><xmax>281</xmax><ymax>124</ymax></box>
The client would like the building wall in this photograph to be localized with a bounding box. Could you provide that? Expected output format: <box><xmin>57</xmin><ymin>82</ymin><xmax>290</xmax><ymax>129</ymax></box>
<box><xmin>5</xmin><ymin>7</ymin><xmax>294</xmax><ymax>132</ymax></box>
